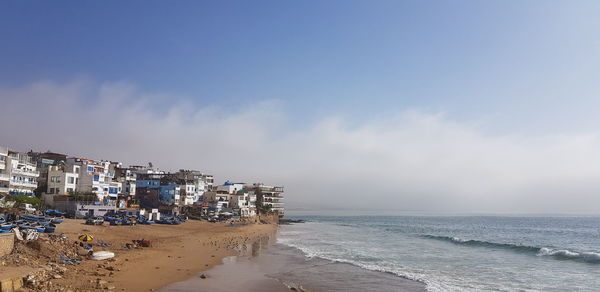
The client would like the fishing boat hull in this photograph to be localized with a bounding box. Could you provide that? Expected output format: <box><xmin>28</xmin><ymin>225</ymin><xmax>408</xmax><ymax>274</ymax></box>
<box><xmin>51</xmin><ymin>218</ymin><xmax>64</xmax><ymax>224</ymax></box>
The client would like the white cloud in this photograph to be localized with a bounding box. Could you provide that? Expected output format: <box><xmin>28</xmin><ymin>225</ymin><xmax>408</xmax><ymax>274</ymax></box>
<box><xmin>2</xmin><ymin>80</ymin><xmax>600</xmax><ymax>214</ymax></box>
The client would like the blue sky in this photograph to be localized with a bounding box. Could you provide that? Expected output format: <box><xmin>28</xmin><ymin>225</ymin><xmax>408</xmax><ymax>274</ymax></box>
<box><xmin>2</xmin><ymin>1</ymin><xmax>600</xmax><ymax>212</ymax></box>
<box><xmin>2</xmin><ymin>0</ymin><xmax>599</xmax><ymax>133</ymax></box>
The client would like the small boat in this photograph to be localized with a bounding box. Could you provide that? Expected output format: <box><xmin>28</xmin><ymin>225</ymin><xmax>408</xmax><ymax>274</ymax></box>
<box><xmin>34</xmin><ymin>225</ymin><xmax>46</xmax><ymax>233</ymax></box>
<box><xmin>142</xmin><ymin>220</ymin><xmax>154</xmax><ymax>225</ymax></box>
<box><xmin>51</xmin><ymin>218</ymin><xmax>64</xmax><ymax>224</ymax></box>
<box><xmin>44</xmin><ymin>225</ymin><xmax>56</xmax><ymax>233</ymax></box>
<box><xmin>90</xmin><ymin>251</ymin><xmax>115</xmax><ymax>260</ymax></box>
<box><xmin>45</xmin><ymin>209</ymin><xmax>65</xmax><ymax>217</ymax></box>
<box><xmin>0</xmin><ymin>229</ymin><xmax>10</xmax><ymax>233</ymax></box>
<box><xmin>38</xmin><ymin>220</ymin><xmax>51</xmax><ymax>226</ymax></box>
<box><xmin>1</xmin><ymin>223</ymin><xmax>13</xmax><ymax>230</ymax></box>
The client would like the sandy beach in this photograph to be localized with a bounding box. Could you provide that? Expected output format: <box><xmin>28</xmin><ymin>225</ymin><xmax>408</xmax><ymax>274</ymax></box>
<box><xmin>1</xmin><ymin>219</ymin><xmax>278</xmax><ymax>292</ymax></box>
<box><xmin>162</xmin><ymin>241</ymin><xmax>426</xmax><ymax>292</ymax></box>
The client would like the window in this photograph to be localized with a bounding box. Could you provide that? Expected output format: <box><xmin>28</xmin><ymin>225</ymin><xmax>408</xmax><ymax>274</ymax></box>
<box><xmin>67</xmin><ymin>188</ymin><xmax>73</xmax><ymax>193</ymax></box>
<box><xmin>49</xmin><ymin>188</ymin><xmax>55</xmax><ymax>194</ymax></box>
<box><xmin>50</xmin><ymin>176</ymin><xmax>55</xmax><ymax>182</ymax></box>
<box><xmin>56</xmin><ymin>188</ymin><xmax>60</xmax><ymax>194</ymax></box>
<box><xmin>68</xmin><ymin>177</ymin><xmax>75</xmax><ymax>184</ymax></box>
<box><xmin>93</xmin><ymin>175</ymin><xmax>100</xmax><ymax>182</ymax></box>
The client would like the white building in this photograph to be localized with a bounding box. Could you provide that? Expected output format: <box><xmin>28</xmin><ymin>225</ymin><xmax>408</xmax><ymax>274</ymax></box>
<box><xmin>46</xmin><ymin>158</ymin><xmax>119</xmax><ymax>203</ymax></box>
<box><xmin>216</xmin><ymin>180</ymin><xmax>245</xmax><ymax>195</ymax></box>
<box><xmin>113</xmin><ymin>166</ymin><xmax>136</xmax><ymax>196</ymax></box>
<box><xmin>6</xmin><ymin>151</ymin><xmax>39</xmax><ymax>196</ymax></box>
<box><xmin>202</xmin><ymin>190</ymin><xmax>231</xmax><ymax>212</ymax></box>
<box><xmin>246</xmin><ymin>183</ymin><xmax>285</xmax><ymax>217</ymax></box>
<box><xmin>0</xmin><ymin>146</ymin><xmax>9</xmax><ymax>195</ymax></box>
<box><xmin>179</xmin><ymin>180</ymin><xmax>197</xmax><ymax>205</ymax></box>
<box><xmin>112</xmin><ymin>164</ymin><xmax>137</xmax><ymax>208</ymax></box>
<box><xmin>170</xmin><ymin>170</ymin><xmax>213</xmax><ymax>204</ymax></box>
<box><xmin>230</xmin><ymin>190</ymin><xmax>257</xmax><ymax>217</ymax></box>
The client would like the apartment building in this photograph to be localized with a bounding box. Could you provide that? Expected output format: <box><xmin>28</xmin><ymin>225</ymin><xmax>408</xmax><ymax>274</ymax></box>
<box><xmin>230</xmin><ymin>189</ymin><xmax>257</xmax><ymax>218</ymax></box>
<box><xmin>0</xmin><ymin>146</ymin><xmax>9</xmax><ymax>195</ymax></box>
<box><xmin>246</xmin><ymin>183</ymin><xmax>285</xmax><ymax>217</ymax></box>
<box><xmin>6</xmin><ymin>150</ymin><xmax>39</xmax><ymax>196</ymax></box>
<box><xmin>46</xmin><ymin>158</ymin><xmax>120</xmax><ymax>204</ymax></box>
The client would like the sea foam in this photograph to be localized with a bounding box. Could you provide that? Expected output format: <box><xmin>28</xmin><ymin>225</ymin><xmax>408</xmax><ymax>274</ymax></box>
<box><xmin>537</xmin><ymin>247</ymin><xmax>600</xmax><ymax>262</ymax></box>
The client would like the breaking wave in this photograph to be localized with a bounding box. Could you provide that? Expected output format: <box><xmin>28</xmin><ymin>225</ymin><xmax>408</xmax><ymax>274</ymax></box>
<box><xmin>538</xmin><ymin>247</ymin><xmax>600</xmax><ymax>262</ymax></box>
<box><xmin>423</xmin><ymin>235</ymin><xmax>600</xmax><ymax>263</ymax></box>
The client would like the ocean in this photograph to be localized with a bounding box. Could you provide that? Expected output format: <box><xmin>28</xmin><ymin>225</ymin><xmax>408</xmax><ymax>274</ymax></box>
<box><xmin>277</xmin><ymin>215</ymin><xmax>600</xmax><ymax>291</ymax></box>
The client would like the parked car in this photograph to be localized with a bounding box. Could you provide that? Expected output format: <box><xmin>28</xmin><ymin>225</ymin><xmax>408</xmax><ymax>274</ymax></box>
<box><xmin>85</xmin><ymin>216</ymin><xmax>104</xmax><ymax>225</ymax></box>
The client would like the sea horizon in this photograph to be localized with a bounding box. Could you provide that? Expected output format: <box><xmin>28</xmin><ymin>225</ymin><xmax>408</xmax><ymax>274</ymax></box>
<box><xmin>285</xmin><ymin>209</ymin><xmax>600</xmax><ymax>217</ymax></box>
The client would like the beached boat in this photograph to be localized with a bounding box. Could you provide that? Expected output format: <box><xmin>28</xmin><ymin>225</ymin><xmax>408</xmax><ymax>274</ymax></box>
<box><xmin>38</xmin><ymin>220</ymin><xmax>51</xmax><ymax>226</ymax></box>
<box><xmin>51</xmin><ymin>218</ymin><xmax>64</xmax><ymax>224</ymax></box>
<box><xmin>45</xmin><ymin>209</ymin><xmax>66</xmax><ymax>217</ymax></box>
<box><xmin>155</xmin><ymin>219</ymin><xmax>168</xmax><ymax>224</ymax></box>
<box><xmin>0</xmin><ymin>223</ymin><xmax>13</xmax><ymax>230</ymax></box>
<box><xmin>90</xmin><ymin>251</ymin><xmax>115</xmax><ymax>260</ymax></box>
<box><xmin>44</xmin><ymin>225</ymin><xmax>56</xmax><ymax>233</ymax></box>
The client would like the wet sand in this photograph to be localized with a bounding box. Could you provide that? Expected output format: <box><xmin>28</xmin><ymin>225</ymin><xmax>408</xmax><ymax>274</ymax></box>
<box><xmin>161</xmin><ymin>255</ymin><xmax>290</xmax><ymax>292</ymax></box>
<box><xmin>162</xmin><ymin>241</ymin><xmax>426</xmax><ymax>292</ymax></box>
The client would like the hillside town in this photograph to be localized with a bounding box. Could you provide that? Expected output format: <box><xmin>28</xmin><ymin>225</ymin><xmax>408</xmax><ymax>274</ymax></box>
<box><xmin>0</xmin><ymin>145</ymin><xmax>284</xmax><ymax>220</ymax></box>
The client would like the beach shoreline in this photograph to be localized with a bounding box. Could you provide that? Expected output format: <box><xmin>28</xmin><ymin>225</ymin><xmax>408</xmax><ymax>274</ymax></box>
<box><xmin>1</xmin><ymin>218</ymin><xmax>278</xmax><ymax>292</ymax></box>
<box><xmin>162</xmin><ymin>224</ymin><xmax>426</xmax><ymax>292</ymax></box>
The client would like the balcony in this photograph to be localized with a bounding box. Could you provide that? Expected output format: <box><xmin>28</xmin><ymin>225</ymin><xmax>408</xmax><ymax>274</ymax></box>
<box><xmin>263</xmin><ymin>195</ymin><xmax>284</xmax><ymax>200</ymax></box>
<box><xmin>0</xmin><ymin>174</ymin><xmax>8</xmax><ymax>181</ymax></box>
<box><xmin>0</xmin><ymin>161</ymin><xmax>5</xmax><ymax>170</ymax></box>
<box><xmin>0</xmin><ymin>187</ymin><xmax>8</xmax><ymax>193</ymax></box>
<box><xmin>11</xmin><ymin>168</ymin><xmax>40</xmax><ymax>177</ymax></box>
<box><xmin>10</xmin><ymin>180</ymin><xmax>38</xmax><ymax>188</ymax></box>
